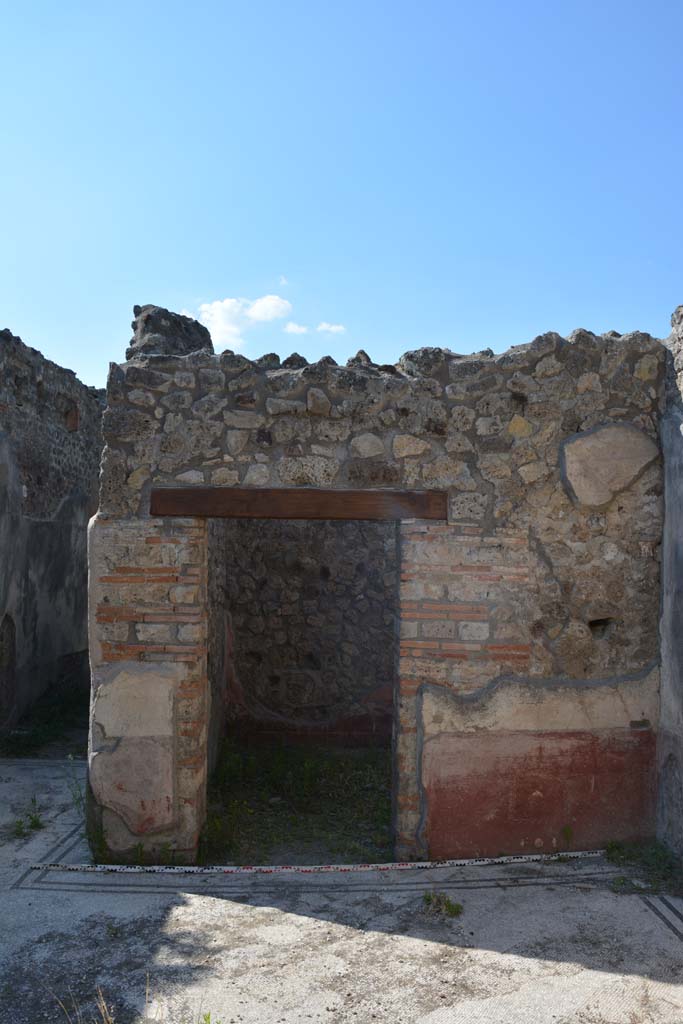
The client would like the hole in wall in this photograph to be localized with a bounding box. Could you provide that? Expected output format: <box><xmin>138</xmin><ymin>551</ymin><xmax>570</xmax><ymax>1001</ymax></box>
<box><xmin>588</xmin><ymin>617</ymin><xmax>615</xmax><ymax>639</ymax></box>
<box><xmin>510</xmin><ymin>392</ymin><xmax>528</xmax><ymax>414</ymax></box>
<box><xmin>63</xmin><ymin>399</ymin><xmax>79</xmax><ymax>432</ymax></box>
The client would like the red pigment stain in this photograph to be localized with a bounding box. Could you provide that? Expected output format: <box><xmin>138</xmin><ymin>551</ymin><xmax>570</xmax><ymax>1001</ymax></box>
<box><xmin>422</xmin><ymin>729</ymin><xmax>656</xmax><ymax>859</ymax></box>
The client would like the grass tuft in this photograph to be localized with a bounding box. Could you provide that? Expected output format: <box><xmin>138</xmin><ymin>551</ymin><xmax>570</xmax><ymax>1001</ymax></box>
<box><xmin>605</xmin><ymin>839</ymin><xmax>683</xmax><ymax>896</ymax></box>
<box><xmin>52</xmin><ymin>985</ymin><xmax>116</xmax><ymax>1023</ymax></box>
<box><xmin>51</xmin><ymin>981</ymin><xmax>225</xmax><ymax>1023</ymax></box>
<box><xmin>423</xmin><ymin>890</ymin><xmax>463</xmax><ymax>917</ymax></box>
<box><xmin>7</xmin><ymin>796</ymin><xmax>46</xmax><ymax>841</ymax></box>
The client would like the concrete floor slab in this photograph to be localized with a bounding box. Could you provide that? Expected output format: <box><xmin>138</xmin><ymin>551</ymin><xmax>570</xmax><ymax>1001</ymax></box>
<box><xmin>1</xmin><ymin>758</ymin><xmax>682</xmax><ymax>1023</ymax></box>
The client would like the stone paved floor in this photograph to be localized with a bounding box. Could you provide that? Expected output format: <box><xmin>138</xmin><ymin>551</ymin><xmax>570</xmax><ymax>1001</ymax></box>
<box><xmin>1</xmin><ymin>758</ymin><xmax>682</xmax><ymax>1024</ymax></box>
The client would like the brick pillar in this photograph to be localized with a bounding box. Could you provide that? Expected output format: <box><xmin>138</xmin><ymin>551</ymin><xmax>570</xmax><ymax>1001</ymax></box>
<box><xmin>87</xmin><ymin>513</ymin><xmax>209</xmax><ymax>862</ymax></box>
<box><xmin>394</xmin><ymin>520</ymin><xmax>531</xmax><ymax>860</ymax></box>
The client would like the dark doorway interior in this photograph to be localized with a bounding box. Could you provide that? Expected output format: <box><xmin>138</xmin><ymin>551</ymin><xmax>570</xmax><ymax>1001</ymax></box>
<box><xmin>0</xmin><ymin>614</ymin><xmax>16</xmax><ymax>727</ymax></box>
<box><xmin>204</xmin><ymin>517</ymin><xmax>399</xmax><ymax>865</ymax></box>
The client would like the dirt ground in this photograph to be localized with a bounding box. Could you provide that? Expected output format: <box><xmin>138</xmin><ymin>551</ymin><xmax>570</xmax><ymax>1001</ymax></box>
<box><xmin>200</xmin><ymin>738</ymin><xmax>393</xmax><ymax>866</ymax></box>
<box><xmin>2</xmin><ymin>757</ymin><xmax>683</xmax><ymax>1024</ymax></box>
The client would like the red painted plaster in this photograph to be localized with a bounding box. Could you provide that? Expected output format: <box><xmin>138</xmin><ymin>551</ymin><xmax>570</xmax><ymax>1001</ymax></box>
<box><xmin>422</xmin><ymin>728</ymin><xmax>656</xmax><ymax>858</ymax></box>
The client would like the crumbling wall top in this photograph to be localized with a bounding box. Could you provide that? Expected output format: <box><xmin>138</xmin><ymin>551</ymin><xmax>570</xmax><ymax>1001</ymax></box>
<box><xmin>0</xmin><ymin>328</ymin><xmax>104</xmax><ymax>518</ymax></box>
<box><xmin>120</xmin><ymin>305</ymin><xmax>663</xmax><ymax>390</ymax></box>
<box><xmin>126</xmin><ymin>305</ymin><xmax>213</xmax><ymax>361</ymax></box>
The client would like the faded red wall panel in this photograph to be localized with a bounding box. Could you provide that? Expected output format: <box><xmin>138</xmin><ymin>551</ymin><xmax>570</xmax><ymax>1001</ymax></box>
<box><xmin>422</xmin><ymin>729</ymin><xmax>656</xmax><ymax>859</ymax></box>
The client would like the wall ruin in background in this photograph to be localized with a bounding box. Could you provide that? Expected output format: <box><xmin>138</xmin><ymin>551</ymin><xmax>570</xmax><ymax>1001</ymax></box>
<box><xmin>0</xmin><ymin>329</ymin><xmax>104</xmax><ymax>727</ymax></box>
<box><xmin>659</xmin><ymin>306</ymin><xmax>683</xmax><ymax>857</ymax></box>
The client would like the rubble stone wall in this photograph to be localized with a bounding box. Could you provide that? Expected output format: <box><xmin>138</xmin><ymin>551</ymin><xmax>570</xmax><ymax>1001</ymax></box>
<box><xmin>87</xmin><ymin>304</ymin><xmax>667</xmax><ymax>861</ymax></box>
<box><xmin>0</xmin><ymin>329</ymin><xmax>103</xmax><ymax>726</ymax></box>
<box><xmin>219</xmin><ymin>518</ymin><xmax>398</xmax><ymax>743</ymax></box>
<box><xmin>659</xmin><ymin>306</ymin><xmax>683</xmax><ymax>857</ymax></box>
<box><xmin>206</xmin><ymin>517</ymin><xmax>230</xmax><ymax>769</ymax></box>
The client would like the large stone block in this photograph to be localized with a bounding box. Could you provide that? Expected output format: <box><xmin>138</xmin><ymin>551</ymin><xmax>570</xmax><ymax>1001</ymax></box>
<box><xmin>560</xmin><ymin>423</ymin><xmax>659</xmax><ymax>507</ymax></box>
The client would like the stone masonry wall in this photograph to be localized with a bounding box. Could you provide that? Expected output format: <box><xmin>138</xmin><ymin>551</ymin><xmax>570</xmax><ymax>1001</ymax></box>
<box><xmin>87</xmin><ymin>305</ymin><xmax>667</xmax><ymax>861</ymax></box>
<box><xmin>658</xmin><ymin>306</ymin><xmax>683</xmax><ymax>857</ymax></box>
<box><xmin>0</xmin><ymin>329</ymin><xmax>104</xmax><ymax>726</ymax></box>
<box><xmin>219</xmin><ymin>518</ymin><xmax>398</xmax><ymax>743</ymax></box>
<box><xmin>88</xmin><ymin>515</ymin><xmax>209</xmax><ymax>858</ymax></box>
<box><xmin>398</xmin><ymin>522</ymin><xmax>660</xmax><ymax>857</ymax></box>
<box><xmin>206</xmin><ymin>517</ymin><xmax>230</xmax><ymax>770</ymax></box>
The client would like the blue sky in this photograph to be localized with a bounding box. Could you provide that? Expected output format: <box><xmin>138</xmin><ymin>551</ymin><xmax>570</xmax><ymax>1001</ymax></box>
<box><xmin>2</xmin><ymin>1</ymin><xmax>682</xmax><ymax>387</ymax></box>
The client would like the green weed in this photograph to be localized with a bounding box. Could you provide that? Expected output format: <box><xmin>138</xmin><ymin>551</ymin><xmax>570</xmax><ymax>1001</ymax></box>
<box><xmin>605</xmin><ymin>839</ymin><xmax>683</xmax><ymax>896</ymax></box>
<box><xmin>560</xmin><ymin>824</ymin><xmax>573</xmax><ymax>846</ymax></box>
<box><xmin>87</xmin><ymin>819</ymin><xmax>108</xmax><ymax>865</ymax></box>
<box><xmin>9</xmin><ymin>797</ymin><xmax>46</xmax><ymax>839</ymax></box>
<box><xmin>159</xmin><ymin>842</ymin><xmax>174</xmax><ymax>866</ymax></box>
<box><xmin>423</xmin><ymin>890</ymin><xmax>463</xmax><ymax>917</ymax></box>
<box><xmin>28</xmin><ymin>795</ymin><xmax>45</xmax><ymax>830</ymax></box>
<box><xmin>11</xmin><ymin>818</ymin><xmax>28</xmax><ymax>839</ymax></box>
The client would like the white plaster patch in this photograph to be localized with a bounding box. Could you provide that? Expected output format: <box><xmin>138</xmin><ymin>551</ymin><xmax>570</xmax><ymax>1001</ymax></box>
<box><xmin>92</xmin><ymin>663</ymin><xmax>184</xmax><ymax>738</ymax></box>
<box><xmin>421</xmin><ymin>667</ymin><xmax>659</xmax><ymax>734</ymax></box>
<box><xmin>90</xmin><ymin>737</ymin><xmax>175</xmax><ymax>832</ymax></box>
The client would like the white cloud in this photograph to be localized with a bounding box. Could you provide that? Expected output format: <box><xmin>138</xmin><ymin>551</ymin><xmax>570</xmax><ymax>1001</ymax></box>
<box><xmin>195</xmin><ymin>294</ymin><xmax>291</xmax><ymax>350</ymax></box>
<box><xmin>279</xmin><ymin>275</ymin><xmax>288</xmax><ymax>286</ymax></box>
<box><xmin>189</xmin><ymin>294</ymin><xmax>345</xmax><ymax>351</ymax></box>
<box><xmin>317</xmin><ymin>322</ymin><xmax>346</xmax><ymax>334</ymax></box>
<box><xmin>247</xmin><ymin>294</ymin><xmax>292</xmax><ymax>322</ymax></box>
<box><xmin>197</xmin><ymin>298</ymin><xmax>249</xmax><ymax>349</ymax></box>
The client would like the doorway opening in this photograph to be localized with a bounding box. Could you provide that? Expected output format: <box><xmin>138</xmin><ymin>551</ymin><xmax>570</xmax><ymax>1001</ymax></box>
<box><xmin>203</xmin><ymin>516</ymin><xmax>399</xmax><ymax>865</ymax></box>
<box><xmin>0</xmin><ymin>614</ymin><xmax>17</xmax><ymax>728</ymax></box>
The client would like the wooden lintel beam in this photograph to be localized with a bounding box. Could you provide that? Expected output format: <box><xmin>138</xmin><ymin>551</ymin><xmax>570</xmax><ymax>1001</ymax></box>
<box><xmin>150</xmin><ymin>486</ymin><xmax>448</xmax><ymax>521</ymax></box>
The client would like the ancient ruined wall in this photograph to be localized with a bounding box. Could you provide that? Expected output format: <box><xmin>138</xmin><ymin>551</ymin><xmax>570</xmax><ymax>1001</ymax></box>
<box><xmin>88</xmin><ymin>515</ymin><xmax>208</xmax><ymax>858</ymax></box>
<box><xmin>659</xmin><ymin>306</ymin><xmax>683</xmax><ymax>857</ymax></box>
<box><xmin>219</xmin><ymin>518</ymin><xmax>398</xmax><ymax>743</ymax></box>
<box><xmin>0</xmin><ymin>329</ymin><xmax>103</xmax><ymax>726</ymax></box>
<box><xmin>206</xmin><ymin>517</ymin><xmax>230</xmax><ymax>768</ymax></box>
<box><xmin>88</xmin><ymin>305</ymin><xmax>666</xmax><ymax>861</ymax></box>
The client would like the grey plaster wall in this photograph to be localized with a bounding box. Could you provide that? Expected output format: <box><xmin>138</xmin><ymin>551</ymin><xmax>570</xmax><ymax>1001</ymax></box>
<box><xmin>659</xmin><ymin>306</ymin><xmax>683</xmax><ymax>856</ymax></box>
<box><xmin>0</xmin><ymin>329</ymin><xmax>104</xmax><ymax>726</ymax></box>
